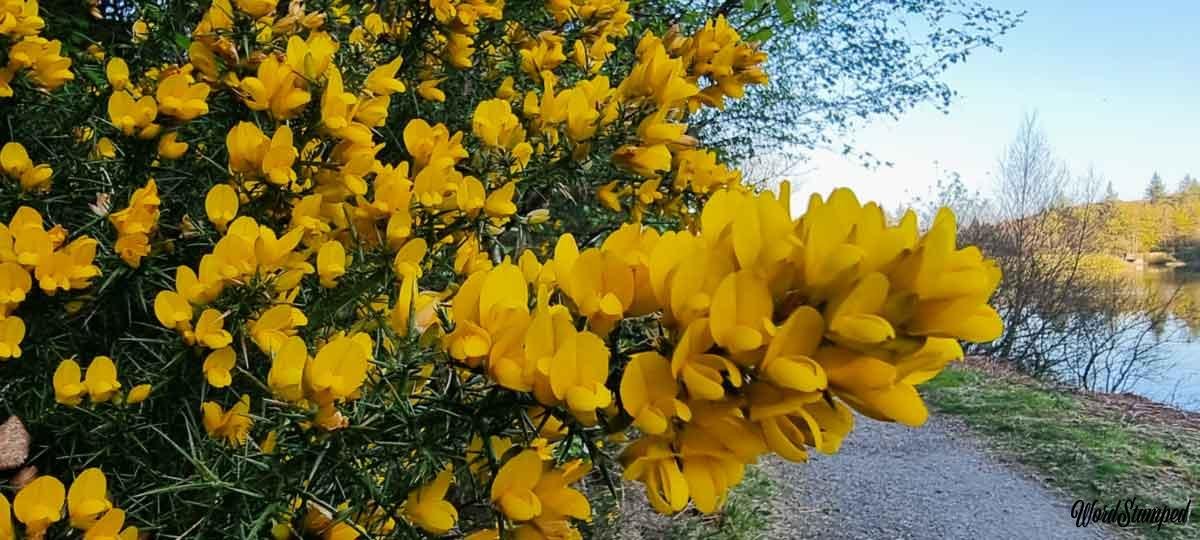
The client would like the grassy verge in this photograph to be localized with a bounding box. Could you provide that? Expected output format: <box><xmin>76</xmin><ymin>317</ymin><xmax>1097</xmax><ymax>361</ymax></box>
<box><xmin>923</xmin><ymin>362</ymin><xmax>1199</xmax><ymax>540</ymax></box>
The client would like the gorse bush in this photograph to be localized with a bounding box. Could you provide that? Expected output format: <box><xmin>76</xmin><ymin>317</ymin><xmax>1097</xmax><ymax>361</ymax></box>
<box><xmin>0</xmin><ymin>0</ymin><xmax>1003</xmax><ymax>538</ymax></box>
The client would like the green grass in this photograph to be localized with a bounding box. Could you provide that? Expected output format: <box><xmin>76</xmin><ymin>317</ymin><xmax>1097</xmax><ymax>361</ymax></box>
<box><xmin>924</xmin><ymin>366</ymin><xmax>1200</xmax><ymax>539</ymax></box>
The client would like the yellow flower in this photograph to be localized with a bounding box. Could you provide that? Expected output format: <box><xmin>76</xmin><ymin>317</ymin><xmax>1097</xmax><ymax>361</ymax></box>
<box><xmin>596</xmin><ymin>181</ymin><xmax>624</xmax><ymax>212</ymax></box>
<box><xmin>890</xmin><ymin>208</ymin><xmax>1004</xmax><ymax>342</ymax></box>
<box><xmin>674</xmin><ymin>423</ymin><xmax>748</xmax><ymax>513</ymax></box>
<box><xmin>0</xmin><ymin>262</ymin><xmax>32</xmax><ymax>304</ymax></box>
<box><xmin>132</xmin><ymin>20</ymin><xmax>149</xmax><ymax>42</ymax></box>
<box><xmin>284</xmin><ymin>32</ymin><xmax>337</xmax><ymax>80</ymax></box>
<box><xmin>204</xmin><ymin>184</ymin><xmax>239</xmax><ymax>232</ymax></box>
<box><xmin>154</xmin><ymin>290</ymin><xmax>193</xmax><ymax>331</ymax></box>
<box><xmin>226</xmin><ymin>121</ymin><xmax>269</xmax><ymax>175</ymax></box>
<box><xmin>519</xmin><ymin>32</ymin><xmax>566</xmax><ymax>76</ymax></box>
<box><xmin>472</xmin><ymin>99</ymin><xmax>525</xmax><ymax>149</ymax></box>
<box><xmin>126</xmin><ymin>384</ymin><xmax>152</xmax><ymax>404</ymax></box>
<box><xmin>194</xmin><ymin>309</ymin><xmax>233</xmax><ymax>349</ymax></box>
<box><xmin>175</xmin><ymin>265</ymin><xmax>219</xmax><ymax>305</ymax></box>
<box><xmin>522</xmin><ymin>209</ymin><xmax>549</xmax><ymax>225</ymax></box>
<box><xmin>201</xmin><ymin>394</ymin><xmax>253</xmax><ymax>447</ymax></box>
<box><xmin>758</xmin><ymin>307</ymin><xmax>827</xmax><ymax>392</ymax></box>
<box><xmin>54</xmin><ymin>359</ymin><xmax>86</xmax><ymax>405</ymax></box>
<box><xmin>404</xmin><ymin>466</ymin><xmax>458</xmax><ymax>534</ymax></box>
<box><xmin>483</xmin><ymin>182</ymin><xmax>517</xmax><ymax>219</ymax></box>
<box><xmin>815</xmin><ymin>346</ymin><xmax>928</xmax><ymax>427</ymax></box>
<box><xmin>188</xmin><ymin>42</ymin><xmax>220</xmax><ymax>80</ymax></box>
<box><xmin>1</xmin><ymin>492</ymin><xmax>13</xmax><ymax>540</ymax></box>
<box><xmin>235</xmin><ymin>0</ymin><xmax>278</xmax><ymax>18</ymax></box>
<box><xmin>156</xmin><ymin>73</ymin><xmax>210</xmax><ymax>120</ymax></box>
<box><xmin>748</xmin><ymin>382</ymin><xmax>853</xmax><ymax>461</ymax></box>
<box><xmin>106</xmin><ymin>58</ymin><xmax>129</xmax><ymax>90</ymax></box>
<box><xmin>241</xmin><ymin>57</ymin><xmax>311</xmax><ymax>120</ymax></box>
<box><xmin>304</xmin><ymin>333</ymin><xmax>372</xmax><ymax>403</ymax></box>
<box><xmin>260</xmin><ymin>125</ymin><xmax>298</xmax><ymax>185</ymax></box>
<box><xmin>823</xmin><ymin>272</ymin><xmax>895</xmax><ymax>346</ymax></box>
<box><xmin>15</xmin><ymin>38</ymin><xmax>75</xmax><ymax>90</ymax></box>
<box><xmin>95</xmin><ymin>137</ymin><xmax>118</xmax><ymax>159</ymax></box>
<box><xmin>490</xmin><ymin>450</ymin><xmax>543</xmax><ymax>521</ymax></box>
<box><xmin>636</xmin><ymin>178</ymin><xmax>664</xmax><ymax>206</ymax></box>
<box><xmin>107</xmin><ymin>92</ymin><xmax>160</xmax><ymax>139</ymax></box>
<box><xmin>203</xmin><ymin>346</ymin><xmax>236</xmax><ymax>387</ymax></box>
<box><xmin>364</xmin><ymin>56</ymin><xmax>406</xmax><ymax>96</ymax></box>
<box><xmin>546</xmin><ymin>330</ymin><xmax>612</xmax><ymax>424</ymax></box>
<box><xmin>445</xmin><ymin>32</ymin><xmax>475</xmax><ymax>68</ymax></box>
<box><xmin>708</xmin><ymin>270</ymin><xmax>774</xmax><ymax>353</ymax></box>
<box><xmin>620</xmin><ymin>351</ymin><xmax>690</xmax><ymax>435</ymax></box>
<box><xmin>13</xmin><ymin>475</ymin><xmax>65</xmax><ymax>536</ymax></box>
<box><xmin>670</xmin><ymin>319</ymin><xmax>741</xmax><ymax>400</ymax></box>
<box><xmin>84</xmin><ymin>356</ymin><xmax>121</xmax><ymax>403</ymax></box>
<box><xmin>621</xmin><ymin>437</ymin><xmax>687</xmax><ymax>514</ymax></box>
<box><xmin>114</xmin><ymin>232</ymin><xmax>150</xmax><ymax>268</ymax></box>
<box><xmin>416</xmin><ymin>78</ymin><xmax>446</xmax><ymax>102</ymax></box>
<box><xmin>558</xmin><ymin>246</ymin><xmax>634</xmax><ymax>335</ymax></box>
<box><xmin>464</xmin><ymin>529</ymin><xmax>499</xmax><ymax>540</ymax></box>
<box><xmin>612</xmin><ymin>144</ymin><xmax>671</xmax><ymax>178</ymax></box>
<box><xmin>157</xmin><ymin>132</ymin><xmax>189</xmax><ymax>159</ymax></box>
<box><xmin>496</xmin><ymin>76</ymin><xmax>516</xmax><ymax>99</ymax></box>
<box><xmin>1</xmin><ymin>142</ymin><xmax>53</xmax><ymax>192</ymax></box>
<box><xmin>798</xmin><ymin>188</ymin><xmax>864</xmax><ymax>292</ymax></box>
<box><xmin>67</xmin><ymin>468</ymin><xmax>112</xmax><ymax>529</ymax></box>
<box><xmin>0</xmin><ymin>316</ymin><xmax>26</xmax><ymax>360</ymax></box>
<box><xmin>267</xmin><ymin>336</ymin><xmax>307</xmax><ymax>401</ymax></box>
<box><xmin>531</xmin><ymin>460</ymin><xmax>591</xmax><ymax>524</ymax></box>
<box><xmin>699</xmin><ymin>188</ymin><xmax>793</xmax><ymax>272</ymax></box>
<box><xmin>83</xmin><ymin>508</ymin><xmax>139</xmax><ymax>540</ymax></box>
<box><xmin>316</xmin><ymin>240</ymin><xmax>347</xmax><ymax>288</ymax></box>
<box><xmin>390</xmin><ymin>277</ymin><xmax>439</xmax><ymax>340</ymax></box>
<box><xmin>619</xmin><ymin>35</ymin><xmax>698</xmax><ymax>107</ymax></box>
<box><xmin>250</xmin><ymin>304</ymin><xmax>308</xmax><ymax>354</ymax></box>
<box><xmin>320</xmin><ymin>67</ymin><xmax>355</xmax><ymax>131</ymax></box>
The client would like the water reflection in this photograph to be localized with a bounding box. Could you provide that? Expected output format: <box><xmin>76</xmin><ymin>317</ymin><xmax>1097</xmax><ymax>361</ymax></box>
<box><xmin>1126</xmin><ymin>269</ymin><xmax>1200</xmax><ymax>410</ymax></box>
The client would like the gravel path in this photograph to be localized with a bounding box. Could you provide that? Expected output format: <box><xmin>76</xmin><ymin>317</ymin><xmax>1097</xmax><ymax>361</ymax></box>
<box><xmin>765</xmin><ymin>414</ymin><xmax>1115</xmax><ymax>540</ymax></box>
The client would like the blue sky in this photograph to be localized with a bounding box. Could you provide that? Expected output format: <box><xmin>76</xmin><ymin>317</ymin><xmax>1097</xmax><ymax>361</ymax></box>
<box><xmin>790</xmin><ymin>0</ymin><xmax>1200</xmax><ymax>207</ymax></box>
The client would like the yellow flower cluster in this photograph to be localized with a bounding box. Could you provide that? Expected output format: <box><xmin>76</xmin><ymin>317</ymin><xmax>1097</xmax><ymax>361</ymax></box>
<box><xmin>429</xmin><ymin>0</ymin><xmax>504</xmax><ymax>69</ymax></box>
<box><xmin>1</xmin><ymin>468</ymin><xmax>141</xmax><ymax>539</ymax></box>
<box><xmin>52</xmin><ymin>355</ymin><xmax>151</xmax><ymax>407</ymax></box>
<box><xmin>484</xmin><ymin>450</ymin><xmax>592</xmax><ymax>538</ymax></box>
<box><xmin>105</xmin><ymin>61</ymin><xmax>209</xmax><ymax>143</ymax></box>
<box><xmin>430</xmin><ymin>185</ymin><xmax>1002</xmax><ymax>520</ymax></box>
<box><xmin>0</xmin><ymin>0</ymin><xmax>72</xmax><ymax>98</ymax></box>
<box><xmin>545</xmin><ymin>0</ymin><xmax>631</xmax><ymax>72</ymax></box>
<box><xmin>0</xmin><ymin>142</ymin><xmax>52</xmax><ymax>192</ymax></box>
<box><xmin>0</xmin><ymin>208</ymin><xmax>100</xmax><ymax>362</ymax></box>
<box><xmin>109</xmin><ymin>179</ymin><xmax>161</xmax><ymax>268</ymax></box>
<box><xmin>613</xmin><ymin>187</ymin><xmax>1002</xmax><ymax>513</ymax></box>
<box><xmin>668</xmin><ymin>16</ymin><xmax>769</xmax><ymax>110</ymax></box>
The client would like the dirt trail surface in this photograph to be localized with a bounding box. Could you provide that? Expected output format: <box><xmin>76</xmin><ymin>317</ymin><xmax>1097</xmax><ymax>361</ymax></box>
<box><xmin>764</xmin><ymin>414</ymin><xmax>1114</xmax><ymax>540</ymax></box>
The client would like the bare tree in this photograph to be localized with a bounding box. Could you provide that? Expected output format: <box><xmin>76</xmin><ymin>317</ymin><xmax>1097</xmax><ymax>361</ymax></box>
<box><xmin>966</xmin><ymin>114</ymin><xmax>1180</xmax><ymax>387</ymax></box>
<box><xmin>992</xmin><ymin>112</ymin><xmax>1069</xmax><ymax>222</ymax></box>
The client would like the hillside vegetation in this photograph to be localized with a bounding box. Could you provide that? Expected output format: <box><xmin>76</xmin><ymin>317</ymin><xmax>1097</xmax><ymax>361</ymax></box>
<box><xmin>1092</xmin><ymin>190</ymin><xmax>1200</xmax><ymax>267</ymax></box>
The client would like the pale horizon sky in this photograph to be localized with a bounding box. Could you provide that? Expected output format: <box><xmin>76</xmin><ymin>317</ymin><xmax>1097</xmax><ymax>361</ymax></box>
<box><xmin>787</xmin><ymin>0</ymin><xmax>1200</xmax><ymax>209</ymax></box>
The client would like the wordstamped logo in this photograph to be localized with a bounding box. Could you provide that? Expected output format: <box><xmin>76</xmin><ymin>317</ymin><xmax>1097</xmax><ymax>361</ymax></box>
<box><xmin>1072</xmin><ymin>498</ymin><xmax>1193</xmax><ymax>530</ymax></box>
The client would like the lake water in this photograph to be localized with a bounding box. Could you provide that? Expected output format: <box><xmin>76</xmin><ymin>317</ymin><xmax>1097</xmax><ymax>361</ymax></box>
<box><xmin>1124</xmin><ymin>270</ymin><xmax>1200</xmax><ymax>410</ymax></box>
